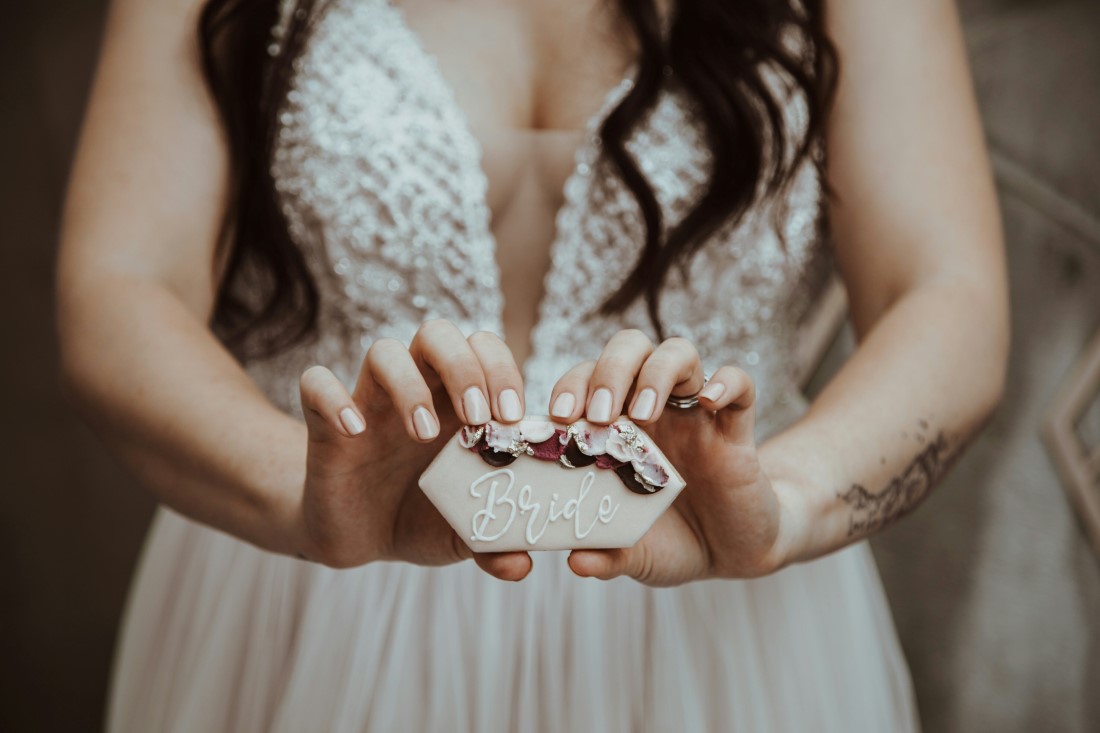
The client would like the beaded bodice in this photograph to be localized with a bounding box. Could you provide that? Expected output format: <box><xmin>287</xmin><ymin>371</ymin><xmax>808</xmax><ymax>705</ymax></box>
<box><xmin>247</xmin><ymin>0</ymin><xmax>832</xmax><ymax>438</ymax></box>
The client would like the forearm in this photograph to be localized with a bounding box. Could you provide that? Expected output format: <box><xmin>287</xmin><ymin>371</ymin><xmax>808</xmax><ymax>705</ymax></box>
<box><xmin>58</xmin><ymin>273</ymin><xmax>306</xmax><ymax>555</ymax></box>
<box><xmin>760</xmin><ymin>277</ymin><xmax>1008</xmax><ymax>566</ymax></box>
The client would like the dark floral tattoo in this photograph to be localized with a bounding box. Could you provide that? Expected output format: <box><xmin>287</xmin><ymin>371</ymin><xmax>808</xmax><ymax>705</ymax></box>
<box><xmin>838</xmin><ymin>429</ymin><xmax>959</xmax><ymax>537</ymax></box>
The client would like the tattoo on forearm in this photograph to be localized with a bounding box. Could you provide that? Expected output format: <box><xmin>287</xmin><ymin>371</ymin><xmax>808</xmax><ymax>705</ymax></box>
<box><xmin>838</xmin><ymin>429</ymin><xmax>960</xmax><ymax>537</ymax></box>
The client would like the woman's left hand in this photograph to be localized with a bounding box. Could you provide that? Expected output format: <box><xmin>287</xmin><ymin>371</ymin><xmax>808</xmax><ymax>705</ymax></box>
<box><xmin>546</xmin><ymin>329</ymin><xmax>798</xmax><ymax>586</ymax></box>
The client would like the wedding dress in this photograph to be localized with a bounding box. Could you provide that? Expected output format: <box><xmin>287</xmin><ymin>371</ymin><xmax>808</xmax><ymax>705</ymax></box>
<box><xmin>106</xmin><ymin>0</ymin><xmax>920</xmax><ymax>729</ymax></box>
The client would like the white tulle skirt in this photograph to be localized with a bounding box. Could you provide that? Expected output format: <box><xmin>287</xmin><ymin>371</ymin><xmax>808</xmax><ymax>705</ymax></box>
<box><xmin>106</xmin><ymin>504</ymin><xmax>919</xmax><ymax>732</ymax></box>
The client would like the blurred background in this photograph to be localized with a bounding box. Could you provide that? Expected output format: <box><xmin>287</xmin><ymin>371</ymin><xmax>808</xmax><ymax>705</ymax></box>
<box><xmin>2</xmin><ymin>0</ymin><xmax>1098</xmax><ymax>730</ymax></box>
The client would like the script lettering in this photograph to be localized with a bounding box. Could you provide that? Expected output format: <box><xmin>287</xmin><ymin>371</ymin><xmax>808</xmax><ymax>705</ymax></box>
<box><xmin>469</xmin><ymin>469</ymin><xmax>518</xmax><ymax>542</ymax></box>
<box><xmin>468</xmin><ymin>468</ymin><xmax>621</xmax><ymax>545</ymax></box>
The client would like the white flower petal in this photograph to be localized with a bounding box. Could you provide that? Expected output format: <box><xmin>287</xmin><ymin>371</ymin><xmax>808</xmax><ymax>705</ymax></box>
<box><xmin>605</xmin><ymin>431</ymin><xmax>637</xmax><ymax>462</ymax></box>
<box><xmin>580</xmin><ymin>425</ymin><xmax>609</xmax><ymax>455</ymax></box>
<box><xmin>518</xmin><ymin>419</ymin><xmax>555</xmax><ymax>444</ymax></box>
<box><xmin>459</xmin><ymin>425</ymin><xmax>485</xmax><ymax>448</ymax></box>
<box><xmin>485</xmin><ymin>423</ymin><xmax>521</xmax><ymax>452</ymax></box>
<box><xmin>632</xmin><ymin>455</ymin><xmax>670</xmax><ymax>487</ymax></box>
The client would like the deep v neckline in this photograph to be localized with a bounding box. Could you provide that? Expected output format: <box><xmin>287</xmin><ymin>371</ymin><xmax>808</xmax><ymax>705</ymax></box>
<box><xmin>384</xmin><ymin>0</ymin><xmax>637</xmax><ymax>376</ymax></box>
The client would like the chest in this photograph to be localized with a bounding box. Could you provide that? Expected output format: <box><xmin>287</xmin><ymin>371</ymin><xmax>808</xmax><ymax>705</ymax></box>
<box><xmin>270</xmin><ymin>0</ymin><xmax>828</xmax><ymax>404</ymax></box>
<box><xmin>392</xmin><ymin>0</ymin><xmax>637</xmax><ymax>218</ymax></box>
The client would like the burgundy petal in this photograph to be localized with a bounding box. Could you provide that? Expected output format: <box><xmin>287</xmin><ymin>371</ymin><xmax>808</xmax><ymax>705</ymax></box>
<box><xmin>564</xmin><ymin>439</ymin><xmax>597</xmax><ymax>467</ymax></box>
<box><xmin>595</xmin><ymin>454</ymin><xmax>624</xmax><ymax>470</ymax></box>
<box><xmin>478</xmin><ymin>449</ymin><xmax>517</xmax><ymax>467</ymax></box>
<box><xmin>529</xmin><ymin>436</ymin><xmax>566</xmax><ymax>460</ymax></box>
<box><xmin>615</xmin><ymin>463</ymin><xmax>659</xmax><ymax>494</ymax></box>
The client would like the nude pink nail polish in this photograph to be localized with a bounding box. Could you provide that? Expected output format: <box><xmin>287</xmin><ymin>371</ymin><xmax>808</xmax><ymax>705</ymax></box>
<box><xmin>463</xmin><ymin>387</ymin><xmax>490</xmax><ymax>424</ymax></box>
<box><xmin>551</xmin><ymin>392</ymin><xmax>575</xmax><ymax>419</ymax></box>
<box><xmin>631</xmin><ymin>388</ymin><xmax>657</xmax><ymax>421</ymax></box>
<box><xmin>588</xmin><ymin>388</ymin><xmax>613</xmax><ymax>423</ymax></box>
<box><xmin>413</xmin><ymin>406</ymin><xmax>438</xmax><ymax>439</ymax></box>
<box><xmin>340</xmin><ymin>407</ymin><xmax>366</xmax><ymax>436</ymax></box>
<box><xmin>700</xmin><ymin>382</ymin><xmax>725</xmax><ymax>402</ymax></box>
<box><xmin>499</xmin><ymin>388</ymin><xmax>523</xmax><ymax>422</ymax></box>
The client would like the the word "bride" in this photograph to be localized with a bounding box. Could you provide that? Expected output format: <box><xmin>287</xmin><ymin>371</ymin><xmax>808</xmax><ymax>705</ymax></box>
<box><xmin>469</xmin><ymin>468</ymin><xmax>620</xmax><ymax>545</ymax></box>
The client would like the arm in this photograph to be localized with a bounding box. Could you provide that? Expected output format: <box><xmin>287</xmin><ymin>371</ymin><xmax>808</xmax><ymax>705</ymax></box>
<box><xmin>57</xmin><ymin>0</ymin><xmax>533</xmax><ymax>579</ymax></box>
<box><xmin>57</xmin><ymin>0</ymin><xmax>305</xmax><ymax>554</ymax></box>
<box><xmin>760</xmin><ymin>0</ymin><xmax>1009</xmax><ymax>564</ymax></box>
<box><xmin>561</xmin><ymin>0</ymin><xmax>1008</xmax><ymax>585</ymax></box>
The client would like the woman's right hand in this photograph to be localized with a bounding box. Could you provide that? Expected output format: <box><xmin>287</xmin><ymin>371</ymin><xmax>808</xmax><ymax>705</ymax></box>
<box><xmin>292</xmin><ymin>320</ymin><xmax>533</xmax><ymax>581</ymax></box>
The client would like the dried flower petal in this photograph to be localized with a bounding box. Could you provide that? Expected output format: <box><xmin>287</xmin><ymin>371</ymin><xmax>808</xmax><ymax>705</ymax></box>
<box><xmin>518</xmin><ymin>419</ymin><xmax>555</xmax><ymax>444</ymax></box>
<box><xmin>528</xmin><ymin>435</ymin><xmax>566</xmax><ymax>460</ymax></box>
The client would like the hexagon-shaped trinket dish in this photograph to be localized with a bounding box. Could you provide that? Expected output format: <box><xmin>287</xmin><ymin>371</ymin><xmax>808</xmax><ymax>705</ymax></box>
<box><xmin>418</xmin><ymin>415</ymin><xmax>686</xmax><ymax>552</ymax></box>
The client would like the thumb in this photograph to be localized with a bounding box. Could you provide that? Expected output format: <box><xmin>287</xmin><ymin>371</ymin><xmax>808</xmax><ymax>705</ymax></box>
<box><xmin>567</xmin><ymin>547</ymin><xmax>646</xmax><ymax>582</ymax></box>
<box><xmin>299</xmin><ymin>365</ymin><xmax>367</xmax><ymax>441</ymax></box>
<box><xmin>473</xmin><ymin>551</ymin><xmax>534</xmax><ymax>582</ymax></box>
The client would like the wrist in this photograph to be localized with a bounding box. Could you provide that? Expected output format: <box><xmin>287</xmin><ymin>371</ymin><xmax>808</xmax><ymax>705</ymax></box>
<box><xmin>765</xmin><ymin>476</ymin><xmax>812</xmax><ymax>571</ymax></box>
<box><xmin>286</xmin><ymin>479</ymin><xmax>388</xmax><ymax>568</ymax></box>
<box><xmin>758</xmin><ymin>436</ymin><xmax>854</xmax><ymax>568</ymax></box>
<box><xmin>274</xmin><ymin>489</ymin><xmax>311</xmax><ymax>560</ymax></box>
<box><xmin>231</xmin><ymin>417</ymin><xmax>313</xmax><ymax>559</ymax></box>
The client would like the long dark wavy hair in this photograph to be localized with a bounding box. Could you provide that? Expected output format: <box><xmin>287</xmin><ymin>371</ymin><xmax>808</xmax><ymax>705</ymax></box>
<box><xmin>199</xmin><ymin>0</ymin><xmax>837</xmax><ymax>356</ymax></box>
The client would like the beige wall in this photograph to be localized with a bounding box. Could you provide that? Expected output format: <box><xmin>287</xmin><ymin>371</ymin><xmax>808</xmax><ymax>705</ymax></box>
<box><xmin>1</xmin><ymin>2</ymin><xmax>155</xmax><ymax>731</ymax></box>
<box><xmin>1</xmin><ymin>0</ymin><xmax>1096</xmax><ymax>730</ymax></box>
<box><xmin>868</xmin><ymin>2</ymin><xmax>1100</xmax><ymax>729</ymax></box>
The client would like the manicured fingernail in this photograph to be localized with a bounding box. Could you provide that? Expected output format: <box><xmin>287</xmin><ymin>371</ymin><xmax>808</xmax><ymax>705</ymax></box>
<box><xmin>463</xmin><ymin>386</ymin><xmax>490</xmax><ymax>424</ymax></box>
<box><xmin>551</xmin><ymin>392</ymin><xmax>575</xmax><ymax>419</ymax></box>
<box><xmin>588</xmin><ymin>388</ymin><xmax>613</xmax><ymax>423</ymax></box>
<box><xmin>413</xmin><ymin>406</ymin><xmax>439</xmax><ymax>440</ymax></box>
<box><xmin>700</xmin><ymin>382</ymin><xmax>725</xmax><ymax>402</ymax></box>
<box><xmin>499</xmin><ymin>388</ymin><xmax>523</xmax><ymax>422</ymax></box>
<box><xmin>339</xmin><ymin>407</ymin><xmax>365</xmax><ymax>436</ymax></box>
<box><xmin>630</xmin><ymin>388</ymin><xmax>657</xmax><ymax>421</ymax></box>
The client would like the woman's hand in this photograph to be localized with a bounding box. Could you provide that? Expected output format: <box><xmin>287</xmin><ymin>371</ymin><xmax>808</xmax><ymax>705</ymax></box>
<box><xmin>547</xmin><ymin>329</ymin><xmax>799</xmax><ymax>587</ymax></box>
<box><xmin>292</xmin><ymin>320</ymin><xmax>534</xmax><ymax>581</ymax></box>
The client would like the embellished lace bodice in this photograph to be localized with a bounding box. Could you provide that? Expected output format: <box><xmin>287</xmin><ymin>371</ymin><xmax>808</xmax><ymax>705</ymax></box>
<box><xmin>249</xmin><ymin>0</ymin><xmax>832</xmax><ymax>438</ymax></box>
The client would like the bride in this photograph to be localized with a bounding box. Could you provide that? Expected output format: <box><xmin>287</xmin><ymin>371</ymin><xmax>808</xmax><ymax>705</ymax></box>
<box><xmin>58</xmin><ymin>0</ymin><xmax>1008</xmax><ymax>729</ymax></box>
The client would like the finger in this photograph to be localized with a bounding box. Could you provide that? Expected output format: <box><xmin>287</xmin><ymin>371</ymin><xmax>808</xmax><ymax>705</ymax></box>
<box><xmin>300</xmin><ymin>365</ymin><xmax>366</xmax><ymax>440</ymax></box>
<box><xmin>626</xmin><ymin>337</ymin><xmax>704</xmax><ymax>425</ymax></box>
<box><xmin>584</xmin><ymin>329</ymin><xmax>655</xmax><ymax>424</ymax></box>
<box><xmin>467</xmin><ymin>331</ymin><xmax>525</xmax><ymax>423</ymax></box>
<box><xmin>567</xmin><ymin>547</ymin><xmax>643</xmax><ymax>581</ymax></box>
<box><xmin>473</xmin><ymin>551</ymin><xmax>534</xmax><ymax>582</ymax></box>
<box><xmin>354</xmin><ymin>338</ymin><xmax>441</xmax><ymax>442</ymax></box>
<box><xmin>409</xmin><ymin>320</ymin><xmax>492</xmax><ymax>425</ymax></box>
<box><xmin>700</xmin><ymin>365</ymin><xmax>756</xmax><ymax>444</ymax></box>
<box><xmin>548</xmin><ymin>360</ymin><xmax>597</xmax><ymax>422</ymax></box>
